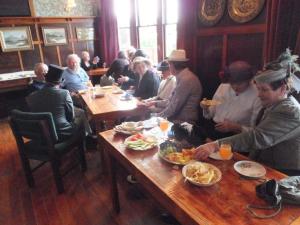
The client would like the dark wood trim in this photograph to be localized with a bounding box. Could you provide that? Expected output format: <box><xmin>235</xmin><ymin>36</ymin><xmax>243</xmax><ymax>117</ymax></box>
<box><xmin>222</xmin><ymin>34</ymin><xmax>228</xmax><ymax>68</ymax></box>
<box><xmin>56</xmin><ymin>46</ymin><xmax>62</xmax><ymax>66</ymax></box>
<box><xmin>28</xmin><ymin>0</ymin><xmax>36</xmax><ymax>17</ymax></box>
<box><xmin>18</xmin><ymin>52</ymin><xmax>24</xmax><ymax>70</ymax></box>
<box><xmin>197</xmin><ymin>24</ymin><xmax>266</xmax><ymax>36</ymax></box>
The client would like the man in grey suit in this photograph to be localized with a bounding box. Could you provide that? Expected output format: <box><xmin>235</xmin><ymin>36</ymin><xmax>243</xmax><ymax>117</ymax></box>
<box><xmin>194</xmin><ymin>54</ymin><xmax>300</xmax><ymax>175</ymax></box>
<box><xmin>27</xmin><ymin>64</ymin><xmax>85</xmax><ymax>141</ymax></box>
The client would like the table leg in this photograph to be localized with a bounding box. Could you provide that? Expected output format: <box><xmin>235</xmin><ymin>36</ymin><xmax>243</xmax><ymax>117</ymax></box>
<box><xmin>106</xmin><ymin>151</ymin><xmax>120</xmax><ymax>213</ymax></box>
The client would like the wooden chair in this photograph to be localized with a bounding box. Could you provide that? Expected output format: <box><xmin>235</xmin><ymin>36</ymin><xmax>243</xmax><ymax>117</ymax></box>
<box><xmin>9</xmin><ymin>109</ymin><xmax>87</xmax><ymax>194</ymax></box>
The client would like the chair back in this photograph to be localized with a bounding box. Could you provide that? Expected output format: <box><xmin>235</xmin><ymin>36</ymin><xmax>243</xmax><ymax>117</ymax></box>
<box><xmin>10</xmin><ymin>109</ymin><xmax>58</xmax><ymax>147</ymax></box>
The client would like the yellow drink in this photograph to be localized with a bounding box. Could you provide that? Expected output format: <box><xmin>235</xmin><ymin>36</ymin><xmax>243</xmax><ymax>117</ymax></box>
<box><xmin>159</xmin><ymin>120</ymin><xmax>169</xmax><ymax>132</ymax></box>
<box><xmin>219</xmin><ymin>143</ymin><xmax>232</xmax><ymax>160</ymax></box>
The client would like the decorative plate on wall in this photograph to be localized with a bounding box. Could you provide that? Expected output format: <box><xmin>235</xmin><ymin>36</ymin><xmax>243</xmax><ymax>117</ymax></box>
<box><xmin>228</xmin><ymin>0</ymin><xmax>265</xmax><ymax>23</ymax></box>
<box><xmin>198</xmin><ymin>0</ymin><xmax>226</xmax><ymax>26</ymax></box>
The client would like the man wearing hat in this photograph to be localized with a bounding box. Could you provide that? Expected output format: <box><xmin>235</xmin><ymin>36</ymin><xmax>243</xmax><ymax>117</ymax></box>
<box><xmin>27</xmin><ymin>64</ymin><xmax>86</xmax><ymax>141</ymax></box>
<box><xmin>156</xmin><ymin>49</ymin><xmax>202</xmax><ymax>124</ymax></box>
<box><xmin>141</xmin><ymin>60</ymin><xmax>176</xmax><ymax>112</ymax></box>
<box><xmin>194</xmin><ymin>52</ymin><xmax>300</xmax><ymax>175</ymax></box>
<box><xmin>201</xmin><ymin>61</ymin><xmax>262</xmax><ymax>140</ymax></box>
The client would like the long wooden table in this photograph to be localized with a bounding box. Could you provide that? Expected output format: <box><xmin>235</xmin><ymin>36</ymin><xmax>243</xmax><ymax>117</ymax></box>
<box><xmin>99</xmin><ymin>129</ymin><xmax>300</xmax><ymax>225</ymax></box>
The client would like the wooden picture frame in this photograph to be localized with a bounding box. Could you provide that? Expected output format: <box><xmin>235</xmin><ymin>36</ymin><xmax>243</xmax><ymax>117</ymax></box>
<box><xmin>76</xmin><ymin>27</ymin><xmax>95</xmax><ymax>41</ymax></box>
<box><xmin>42</xmin><ymin>27</ymin><xmax>68</xmax><ymax>46</ymax></box>
<box><xmin>0</xmin><ymin>26</ymin><xmax>34</xmax><ymax>52</ymax></box>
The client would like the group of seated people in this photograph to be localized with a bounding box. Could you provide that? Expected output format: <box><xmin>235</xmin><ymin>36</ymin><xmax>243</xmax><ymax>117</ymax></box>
<box><xmin>25</xmin><ymin>47</ymin><xmax>300</xmax><ymax>176</ymax></box>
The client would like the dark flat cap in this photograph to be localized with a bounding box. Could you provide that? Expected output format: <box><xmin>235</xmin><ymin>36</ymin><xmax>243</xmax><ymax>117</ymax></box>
<box><xmin>157</xmin><ymin>60</ymin><xmax>170</xmax><ymax>71</ymax></box>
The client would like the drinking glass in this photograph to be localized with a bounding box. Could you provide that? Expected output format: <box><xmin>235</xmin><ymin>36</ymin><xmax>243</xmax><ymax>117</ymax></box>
<box><xmin>219</xmin><ymin>143</ymin><xmax>232</xmax><ymax>160</ymax></box>
<box><xmin>159</xmin><ymin>119</ymin><xmax>169</xmax><ymax>139</ymax></box>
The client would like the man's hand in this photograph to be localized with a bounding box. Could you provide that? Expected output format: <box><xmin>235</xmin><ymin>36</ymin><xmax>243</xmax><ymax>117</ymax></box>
<box><xmin>215</xmin><ymin>120</ymin><xmax>241</xmax><ymax>133</ymax></box>
<box><xmin>194</xmin><ymin>142</ymin><xmax>219</xmax><ymax>160</ymax></box>
<box><xmin>118</xmin><ymin>75</ymin><xmax>129</xmax><ymax>84</ymax></box>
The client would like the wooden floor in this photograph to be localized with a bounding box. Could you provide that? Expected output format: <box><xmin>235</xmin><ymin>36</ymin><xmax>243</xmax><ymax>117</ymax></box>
<box><xmin>0</xmin><ymin>119</ymin><xmax>178</xmax><ymax>225</ymax></box>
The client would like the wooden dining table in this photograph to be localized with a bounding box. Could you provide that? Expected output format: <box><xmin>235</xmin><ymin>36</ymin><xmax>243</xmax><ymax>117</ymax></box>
<box><xmin>99</xmin><ymin>129</ymin><xmax>300</xmax><ymax>225</ymax></box>
<box><xmin>80</xmin><ymin>87</ymin><xmax>148</xmax><ymax>131</ymax></box>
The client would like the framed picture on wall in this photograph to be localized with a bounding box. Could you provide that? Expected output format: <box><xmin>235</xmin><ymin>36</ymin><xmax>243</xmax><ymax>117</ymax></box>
<box><xmin>0</xmin><ymin>26</ymin><xmax>34</xmax><ymax>52</ymax></box>
<box><xmin>42</xmin><ymin>27</ymin><xmax>68</xmax><ymax>46</ymax></box>
<box><xmin>76</xmin><ymin>27</ymin><xmax>95</xmax><ymax>41</ymax></box>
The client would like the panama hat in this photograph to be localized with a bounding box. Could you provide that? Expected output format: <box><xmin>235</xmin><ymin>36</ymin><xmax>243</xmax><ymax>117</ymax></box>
<box><xmin>167</xmin><ymin>49</ymin><xmax>189</xmax><ymax>62</ymax></box>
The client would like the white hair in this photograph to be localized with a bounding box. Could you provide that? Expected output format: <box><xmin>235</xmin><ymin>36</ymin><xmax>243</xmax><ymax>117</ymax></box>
<box><xmin>67</xmin><ymin>54</ymin><xmax>81</xmax><ymax>64</ymax></box>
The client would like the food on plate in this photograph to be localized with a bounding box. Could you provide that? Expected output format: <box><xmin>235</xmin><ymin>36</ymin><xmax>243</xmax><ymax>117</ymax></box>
<box><xmin>185</xmin><ymin>163</ymin><xmax>219</xmax><ymax>184</ymax></box>
<box><xmin>159</xmin><ymin>140</ymin><xmax>196</xmax><ymax>165</ymax></box>
<box><xmin>165</xmin><ymin>148</ymin><xmax>196</xmax><ymax>164</ymax></box>
<box><xmin>124</xmin><ymin>133</ymin><xmax>157</xmax><ymax>150</ymax></box>
<box><xmin>201</xmin><ymin>98</ymin><xmax>221</xmax><ymax>106</ymax></box>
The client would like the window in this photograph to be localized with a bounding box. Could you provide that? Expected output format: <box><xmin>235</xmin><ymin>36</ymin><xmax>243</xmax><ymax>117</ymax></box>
<box><xmin>114</xmin><ymin>0</ymin><xmax>178</xmax><ymax>64</ymax></box>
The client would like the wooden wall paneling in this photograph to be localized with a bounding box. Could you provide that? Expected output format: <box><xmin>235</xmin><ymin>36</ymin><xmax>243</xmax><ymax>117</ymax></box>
<box><xmin>59</xmin><ymin>44</ymin><xmax>74</xmax><ymax>66</ymax></box>
<box><xmin>0</xmin><ymin>51</ymin><xmax>20</xmax><ymax>73</ymax></box>
<box><xmin>21</xmin><ymin>46</ymin><xmax>41</xmax><ymax>70</ymax></box>
<box><xmin>67</xmin><ymin>23</ymin><xmax>75</xmax><ymax>53</ymax></box>
<box><xmin>43</xmin><ymin>46</ymin><xmax>59</xmax><ymax>65</ymax></box>
<box><xmin>74</xmin><ymin>42</ymin><xmax>88</xmax><ymax>58</ymax></box>
<box><xmin>35</xmin><ymin>23</ymin><xmax>44</xmax><ymax>62</ymax></box>
<box><xmin>227</xmin><ymin>33</ymin><xmax>265</xmax><ymax>71</ymax></box>
<box><xmin>197</xmin><ymin>35</ymin><xmax>223</xmax><ymax>98</ymax></box>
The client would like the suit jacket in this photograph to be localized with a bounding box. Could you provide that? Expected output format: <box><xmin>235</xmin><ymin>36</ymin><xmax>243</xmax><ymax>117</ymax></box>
<box><xmin>27</xmin><ymin>84</ymin><xmax>75</xmax><ymax>139</ymax></box>
<box><xmin>158</xmin><ymin>68</ymin><xmax>202</xmax><ymax>124</ymax></box>
<box><xmin>80</xmin><ymin>60</ymin><xmax>98</xmax><ymax>71</ymax></box>
<box><xmin>219</xmin><ymin>96</ymin><xmax>300</xmax><ymax>171</ymax></box>
<box><xmin>134</xmin><ymin>70</ymin><xmax>160</xmax><ymax>100</ymax></box>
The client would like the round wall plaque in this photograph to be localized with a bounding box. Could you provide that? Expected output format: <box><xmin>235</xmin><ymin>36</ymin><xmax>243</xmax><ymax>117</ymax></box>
<box><xmin>228</xmin><ymin>0</ymin><xmax>265</xmax><ymax>23</ymax></box>
<box><xmin>198</xmin><ymin>0</ymin><xmax>226</xmax><ymax>26</ymax></box>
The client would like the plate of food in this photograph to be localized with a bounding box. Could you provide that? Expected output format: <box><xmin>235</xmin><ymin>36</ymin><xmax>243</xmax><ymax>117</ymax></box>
<box><xmin>201</xmin><ymin>98</ymin><xmax>221</xmax><ymax>106</ymax></box>
<box><xmin>233</xmin><ymin>160</ymin><xmax>266</xmax><ymax>178</ymax></box>
<box><xmin>124</xmin><ymin>133</ymin><xmax>158</xmax><ymax>151</ymax></box>
<box><xmin>158</xmin><ymin>140</ymin><xmax>196</xmax><ymax>165</ymax></box>
<box><xmin>114</xmin><ymin>122</ymin><xmax>144</xmax><ymax>135</ymax></box>
<box><xmin>182</xmin><ymin>161</ymin><xmax>222</xmax><ymax>186</ymax></box>
<box><xmin>209</xmin><ymin>151</ymin><xmax>233</xmax><ymax>160</ymax></box>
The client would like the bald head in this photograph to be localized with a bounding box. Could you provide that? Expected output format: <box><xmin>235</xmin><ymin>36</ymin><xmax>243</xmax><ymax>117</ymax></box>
<box><xmin>34</xmin><ymin>63</ymin><xmax>48</xmax><ymax>81</ymax></box>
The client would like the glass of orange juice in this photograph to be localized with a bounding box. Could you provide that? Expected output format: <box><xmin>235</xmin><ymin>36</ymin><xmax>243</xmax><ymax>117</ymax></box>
<box><xmin>159</xmin><ymin>119</ymin><xmax>169</xmax><ymax>139</ymax></box>
<box><xmin>219</xmin><ymin>142</ymin><xmax>232</xmax><ymax>160</ymax></box>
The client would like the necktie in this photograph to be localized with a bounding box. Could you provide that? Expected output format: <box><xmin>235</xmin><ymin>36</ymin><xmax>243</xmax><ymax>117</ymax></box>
<box><xmin>255</xmin><ymin>107</ymin><xmax>266</xmax><ymax>126</ymax></box>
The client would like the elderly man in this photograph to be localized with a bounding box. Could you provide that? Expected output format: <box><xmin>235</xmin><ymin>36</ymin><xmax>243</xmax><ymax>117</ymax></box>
<box><xmin>27</xmin><ymin>64</ymin><xmax>86</xmax><ymax>141</ymax></box>
<box><xmin>61</xmin><ymin>54</ymin><xmax>91</xmax><ymax>107</ymax></box>
<box><xmin>156</xmin><ymin>49</ymin><xmax>203</xmax><ymax>124</ymax></box>
<box><xmin>27</xmin><ymin>63</ymin><xmax>48</xmax><ymax>94</ymax></box>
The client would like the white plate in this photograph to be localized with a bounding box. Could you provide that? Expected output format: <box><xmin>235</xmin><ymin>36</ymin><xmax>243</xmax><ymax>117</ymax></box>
<box><xmin>102</xmin><ymin>86</ymin><xmax>113</xmax><ymax>89</ymax></box>
<box><xmin>120</xmin><ymin>95</ymin><xmax>133</xmax><ymax>101</ymax></box>
<box><xmin>112</xmin><ymin>90</ymin><xmax>123</xmax><ymax>94</ymax></box>
<box><xmin>209</xmin><ymin>151</ymin><xmax>233</xmax><ymax>160</ymax></box>
<box><xmin>124</xmin><ymin>135</ymin><xmax>158</xmax><ymax>151</ymax></box>
<box><xmin>182</xmin><ymin>161</ymin><xmax>222</xmax><ymax>186</ymax></box>
<box><xmin>233</xmin><ymin>160</ymin><xmax>266</xmax><ymax>178</ymax></box>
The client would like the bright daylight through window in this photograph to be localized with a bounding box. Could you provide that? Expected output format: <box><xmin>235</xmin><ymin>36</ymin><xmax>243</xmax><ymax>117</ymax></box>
<box><xmin>114</xmin><ymin>0</ymin><xmax>178</xmax><ymax>64</ymax></box>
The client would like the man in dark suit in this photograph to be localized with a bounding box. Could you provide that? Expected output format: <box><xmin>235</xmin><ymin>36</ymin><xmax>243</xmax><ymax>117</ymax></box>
<box><xmin>27</xmin><ymin>64</ymin><xmax>85</xmax><ymax>141</ymax></box>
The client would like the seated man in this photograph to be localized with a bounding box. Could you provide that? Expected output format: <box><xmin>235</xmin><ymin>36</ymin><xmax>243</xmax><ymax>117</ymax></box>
<box><xmin>194</xmin><ymin>50</ymin><xmax>300</xmax><ymax>175</ymax></box>
<box><xmin>61</xmin><ymin>54</ymin><xmax>92</xmax><ymax>107</ymax></box>
<box><xmin>100</xmin><ymin>58</ymin><xmax>128</xmax><ymax>86</ymax></box>
<box><xmin>132</xmin><ymin>56</ymin><xmax>160</xmax><ymax>100</ymax></box>
<box><xmin>157</xmin><ymin>49</ymin><xmax>203</xmax><ymax>124</ymax></box>
<box><xmin>80</xmin><ymin>51</ymin><xmax>100</xmax><ymax>71</ymax></box>
<box><xmin>27</xmin><ymin>63</ymin><xmax>48</xmax><ymax>94</ymax></box>
<box><xmin>201</xmin><ymin>61</ymin><xmax>262</xmax><ymax>140</ymax></box>
<box><xmin>141</xmin><ymin>60</ymin><xmax>176</xmax><ymax>112</ymax></box>
<box><xmin>27</xmin><ymin>64</ymin><xmax>86</xmax><ymax>141</ymax></box>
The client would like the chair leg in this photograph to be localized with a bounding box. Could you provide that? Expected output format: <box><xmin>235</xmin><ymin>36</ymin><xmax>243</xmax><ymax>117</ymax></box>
<box><xmin>79</xmin><ymin>141</ymin><xmax>87</xmax><ymax>172</ymax></box>
<box><xmin>20</xmin><ymin>154</ymin><xmax>35</xmax><ymax>187</ymax></box>
<box><xmin>50</xmin><ymin>159</ymin><xmax>64</xmax><ymax>194</ymax></box>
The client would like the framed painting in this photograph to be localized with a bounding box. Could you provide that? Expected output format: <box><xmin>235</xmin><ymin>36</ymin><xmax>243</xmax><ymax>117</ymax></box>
<box><xmin>0</xmin><ymin>26</ymin><xmax>34</xmax><ymax>52</ymax></box>
<box><xmin>42</xmin><ymin>27</ymin><xmax>68</xmax><ymax>46</ymax></box>
<box><xmin>76</xmin><ymin>27</ymin><xmax>95</xmax><ymax>41</ymax></box>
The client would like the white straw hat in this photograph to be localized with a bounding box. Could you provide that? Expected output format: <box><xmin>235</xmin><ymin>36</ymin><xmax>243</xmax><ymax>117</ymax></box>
<box><xmin>167</xmin><ymin>49</ymin><xmax>189</xmax><ymax>62</ymax></box>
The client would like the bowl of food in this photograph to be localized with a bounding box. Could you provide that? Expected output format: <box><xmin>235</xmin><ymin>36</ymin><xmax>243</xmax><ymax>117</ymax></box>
<box><xmin>182</xmin><ymin>161</ymin><xmax>222</xmax><ymax>186</ymax></box>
